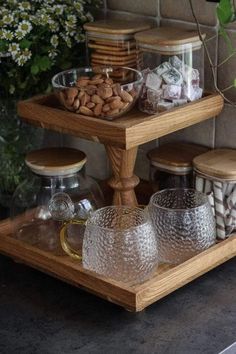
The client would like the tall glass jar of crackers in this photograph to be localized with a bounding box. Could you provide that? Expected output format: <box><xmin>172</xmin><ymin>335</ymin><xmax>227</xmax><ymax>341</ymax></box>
<box><xmin>135</xmin><ymin>27</ymin><xmax>205</xmax><ymax>114</ymax></box>
<box><xmin>84</xmin><ymin>20</ymin><xmax>151</xmax><ymax>81</ymax></box>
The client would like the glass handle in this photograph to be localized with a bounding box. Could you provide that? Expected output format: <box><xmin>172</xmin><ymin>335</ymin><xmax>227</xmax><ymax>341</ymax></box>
<box><xmin>60</xmin><ymin>219</ymin><xmax>85</xmax><ymax>260</ymax></box>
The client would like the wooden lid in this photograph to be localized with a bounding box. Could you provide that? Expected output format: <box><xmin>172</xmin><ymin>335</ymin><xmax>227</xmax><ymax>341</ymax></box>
<box><xmin>193</xmin><ymin>149</ymin><xmax>236</xmax><ymax>180</ymax></box>
<box><xmin>84</xmin><ymin>20</ymin><xmax>151</xmax><ymax>35</ymax></box>
<box><xmin>148</xmin><ymin>143</ymin><xmax>208</xmax><ymax>171</ymax></box>
<box><xmin>135</xmin><ymin>27</ymin><xmax>204</xmax><ymax>47</ymax></box>
<box><xmin>25</xmin><ymin>148</ymin><xmax>87</xmax><ymax>176</ymax></box>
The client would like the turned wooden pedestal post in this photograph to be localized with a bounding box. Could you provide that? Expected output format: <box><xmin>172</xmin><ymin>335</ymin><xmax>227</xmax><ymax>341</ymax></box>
<box><xmin>105</xmin><ymin>145</ymin><xmax>140</xmax><ymax>206</ymax></box>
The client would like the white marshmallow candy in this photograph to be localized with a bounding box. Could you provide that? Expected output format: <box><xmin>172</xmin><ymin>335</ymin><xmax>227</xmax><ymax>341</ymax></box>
<box><xmin>157</xmin><ymin>100</ymin><xmax>174</xmax><ymax>112</ymax></box>
<box><xmin>147</xmin><ymin>88</ymin><xmax>162</xmax><ymax>103</ymax></box>
<box><xmin>162</xmin><ymin>67</ymin><xmax>183</xmax><ymax>86</ymax></box>
<box><xmin>172</xmin><ymin>98</ymin><xmax>188</xmax><ymax>107</ymax></box>
<box><xmin>146</xmin><ymin>72</ymin><xmax>162</xmax><ymax>91</ymax></box>
<box><xmin>162</xmin><ymin>84</ymin><xmax>182</xmax><ymax>100</ymax></box>
<box><xmin>154</xmin><ymin>62</ymin><xmax>172</xmax><ymax>76</ymax></box>
<box><xmin>183</xmin><ymin>85</ymin><xmax>203</xmax><ymax>101</ymax></box>
<box><xmin>169</xmin><ymin>56</ymin><xmax>184</xmax><ymax>71</ymax></box>
<box><xmin>181</xmin><ymin>65</ymin><xmax>199</xmax><ymax>83</ymax></box>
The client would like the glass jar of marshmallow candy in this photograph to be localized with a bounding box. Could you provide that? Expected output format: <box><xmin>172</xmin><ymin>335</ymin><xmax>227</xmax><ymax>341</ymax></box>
<box><xmin>134</xmin><ymin>27</ymin><xmax>205</xmax><ymax>114</ymax></box>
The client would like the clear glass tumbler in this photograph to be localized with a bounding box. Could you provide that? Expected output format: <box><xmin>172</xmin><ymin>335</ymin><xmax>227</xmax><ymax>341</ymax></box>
<box><xmin>61</xmin><ymin>206</ymin><xmax>158</xmax><ymax>285</ymax></box>
<box><xmin>148</xmin><ymin>189</ymin><xmax>216</xmax><ymax>264</ymax></box>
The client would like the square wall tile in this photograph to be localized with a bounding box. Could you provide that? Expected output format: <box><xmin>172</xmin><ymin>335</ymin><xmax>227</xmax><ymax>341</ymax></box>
<box><xmin>215</xmin><ymin>104</ymin><xmax>236</xmax><ymax>148</ymax></box>
<box><xmin>107</xmin><ymin>0</ymin><xmax>158</xmax><ymax>17</ymax></box>
<box><xmin>63</xmin><ymin>136</ymin><xmax>110</xmax><ymax>180</ymax></box>
<box><xmin>160</xmin><ymin>118</ymin><xmax>215</xmax><ymax>148</ymax></box>
<box><xmin>218</xmin><ymin>30</ymin><xmax>236</xmax><ymax>102</ymax></box>
<box><xmin>160</xmin><ymin>0</ymin><xmax>217</xmax><ymax>26</ymax></box>
<box><xmin>161</xmin><ymin>19</ymin><xmax>218</xmax><ymax>91</ymax></box>
<box><xmin>106</xmin><ymin>10</ymin><xmax>158</xmax><ymax>26</ymax></box>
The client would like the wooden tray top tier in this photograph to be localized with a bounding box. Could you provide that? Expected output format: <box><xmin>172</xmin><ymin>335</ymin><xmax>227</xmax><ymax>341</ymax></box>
<box><xmin>84</xmin><ymin>20</ymin><xmax>151</xmax><ymax>35</ymax></box>
<box><xmin>147</xmin><ymin>142</ymin><xmax>209</xmax><ymax>169</ymax></box>
<box><xmin>17</xmin><ymin>93</ymin><xmax>224</xmax><ymax>150</ymax></box>
<box><xmin>193</xmin><ymin>149</ymin><xmax>236</xmax><ymax>180</ymax></box>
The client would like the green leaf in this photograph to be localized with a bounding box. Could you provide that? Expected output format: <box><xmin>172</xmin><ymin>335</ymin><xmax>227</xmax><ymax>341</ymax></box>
<box><xmin>219</xmin><ymin>25</ymin><xmax>234</xmax><ymax>53</ymax></box>
<box><xmin>233</xmin><ymin>79</ymin><xmax>236</xmax><ymax>87</ymax></box>
<box><xmin>38</xmin><ymin>56</ymin><xmax>51</xmax><ymax>71</ymax></box>
<box><xmin>31</xmin><ymin>64</ymin><xmax>39</xmax><ymax>75</ymax></box>
<box><xmin>19</xmin><ymin>39</ymin><xmax>32</xmax><ymax>49</ymax></box>
<box><xmin>217</xmin><ymin>0</ymin><xmax>234</xmax><ymax>25</ymax></box>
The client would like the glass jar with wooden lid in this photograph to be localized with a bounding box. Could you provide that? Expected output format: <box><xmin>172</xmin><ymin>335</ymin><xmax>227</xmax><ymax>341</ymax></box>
<box><xmin>134</xmin><ymin>27</ymin><xmax>205</xmax><ymax>114</ymax></box>
<box><xmin>84</xmin><ymin>20</ymin><xmax>151</xmax><ymax>79</ymax></box>
<box><xmin>147</xmin><ymin>142</ymin><xmax>208</xmax><ymax>191</ymax></box>
<box><xmin>11</xmin><ymin>147</ymin><xmax>104</xmax><ymax>255</ymax></box>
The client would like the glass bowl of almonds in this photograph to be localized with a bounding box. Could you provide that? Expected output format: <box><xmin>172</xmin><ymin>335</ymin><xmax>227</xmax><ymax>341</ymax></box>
<box><xmin>52</xmin><ymin>66</ymin><xmax>143</xmax><ymax>120</ymax></box>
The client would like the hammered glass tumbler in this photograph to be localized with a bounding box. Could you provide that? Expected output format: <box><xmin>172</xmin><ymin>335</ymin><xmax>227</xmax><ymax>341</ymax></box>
<box><xmin>148</xmin><ymin>189</ymin><xmax>216</xmax><ymax>264</ymax></box>
<box><xmin>82</xmin><ymin>206</ymin><xmax>158</xmax><ymax>285</ymax></box>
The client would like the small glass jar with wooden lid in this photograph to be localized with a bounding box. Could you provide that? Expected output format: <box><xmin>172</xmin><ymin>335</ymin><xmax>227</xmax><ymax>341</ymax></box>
<box><xmin>11</xmin><ymin>147</ymin><xmax>104</xmax><ymax>255</ymax></box>
<box><xmin>134</xmin><ymin>27</ymin><xmax>205</xmax><ymax>114</ymax></box>
<box><xmin>84</xmin><ymin>20</ymin><xmax>151</xmax><ymax>79</ymax></box>
<box><xmin>147</xmin><ymin>143</ymin><xmax>208</xmax><ymax>192</ymax></box>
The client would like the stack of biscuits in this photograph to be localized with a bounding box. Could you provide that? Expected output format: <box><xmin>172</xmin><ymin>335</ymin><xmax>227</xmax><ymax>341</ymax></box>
<box><xmin>84</xmin><ymin>20</ymin><xmax>151</xmax><ymax>81</ymax></box>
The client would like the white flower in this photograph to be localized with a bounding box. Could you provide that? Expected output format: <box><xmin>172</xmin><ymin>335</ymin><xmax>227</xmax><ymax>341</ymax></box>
<box><xmin>2</xmin><ymin>29</ymin><xmax>14</xmax><ymax>41</ymax></box>
<box><xmin>15</xmin><ymin>48</ymin><xmax>32</xmax><ymax>66</ymax></box>
<box><xmin>53</xmin><ymin>5</ymin><xmax>64</xmax><ymax>15</ymax></box>
<box><xmin>18</xmin><ymin>20</ymin><xmax>32</xmax><ymax>35</ymax></box>
<box><xmin>19</xmin><ymin>2</ymin><xmax>31</xmax><ymax>12</ymax></box>
<box><xmin>15</xmin><ymin>29</ymin><xmax>26</xmax><ymax>40</ymax></box>
<box><xmin>50</xmin><ymin>34</ymin><xmax>58</xmax><ymax>48</ymax></box>
<box><xmin>86</xmin><ymin>12</ymin><xmax>94</xmax><ymax>22</ymax></box>
<box><xmin>8</xmin><ymin>42</ymin><xmax>20</xmax><ymax>58</ymax></box>
<box><xmin>48</xmin><ymin>49</ymin><xmax>58</xmax><ymax>59</ymax></box>
<box><xmin>2</xmin><ymin>14</ymin><xmax>14</xmax><ymax>25</ymax></box>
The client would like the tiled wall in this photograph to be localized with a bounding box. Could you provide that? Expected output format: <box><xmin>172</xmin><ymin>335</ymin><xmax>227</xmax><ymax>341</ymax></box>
<box><xmin>65</xmin><ymin>0</ymin><xmax>236</xmax><ymax>181</ymax></box>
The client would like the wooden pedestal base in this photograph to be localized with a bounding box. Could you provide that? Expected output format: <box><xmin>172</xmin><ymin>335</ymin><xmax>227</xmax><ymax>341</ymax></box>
<box><xmin>105</xmin><ymin>145</ymin><xmax>140</xmax><ymax>206</ymax></box>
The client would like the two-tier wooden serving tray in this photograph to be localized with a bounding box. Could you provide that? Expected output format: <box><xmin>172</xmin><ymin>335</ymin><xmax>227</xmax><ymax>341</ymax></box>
<box><xmin>0</xmin><ymin>91</ymin><xmax>231</xmax><ymax>312</ymax></box>
<box><xmin>0</xmin><ymin>217</ymin><xmax>236</xmax><ymax>312</ymax></box>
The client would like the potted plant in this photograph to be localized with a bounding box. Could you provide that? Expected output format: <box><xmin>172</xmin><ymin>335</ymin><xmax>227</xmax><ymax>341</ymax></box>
<box><xmin>0</xmin><ymin>0</ymin><xmax>100</xmax><ymax>216</ymax></box>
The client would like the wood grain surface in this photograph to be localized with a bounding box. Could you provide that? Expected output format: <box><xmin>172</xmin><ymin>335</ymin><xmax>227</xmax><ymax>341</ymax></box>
<box><xmin>0</xmin><ymin>217</ymin><xmax>235</xmax><ymax>312</ymax></box>
<box><xmin>193</xmin><ymin>149</ymin><xmax>236</xmax><ymax>179</ymax></box>
<box><xmin>17</xmin><ymin>93</ymin><xmax>224</xmax><ymax>150</ymax></box>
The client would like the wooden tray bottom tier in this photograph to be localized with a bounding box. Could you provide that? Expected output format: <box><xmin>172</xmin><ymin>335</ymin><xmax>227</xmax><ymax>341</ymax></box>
<box><xmin>0</xmin><ymin>217</ymin><xmax>236</xmax><ymax>312</ymax></box>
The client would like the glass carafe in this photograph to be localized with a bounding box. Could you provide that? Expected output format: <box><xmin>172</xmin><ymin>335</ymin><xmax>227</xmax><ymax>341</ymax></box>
<box><xmin>11</xmin><ymin>147</ymin><xmax>104</xmax><ymax>255</ymax></box>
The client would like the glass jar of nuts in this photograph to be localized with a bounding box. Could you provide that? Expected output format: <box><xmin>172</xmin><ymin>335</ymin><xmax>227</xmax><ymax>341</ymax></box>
<box><xmin>52</xmin><ymin>66</ymin><xmax>143</xmax><ymax>120</ymax></box>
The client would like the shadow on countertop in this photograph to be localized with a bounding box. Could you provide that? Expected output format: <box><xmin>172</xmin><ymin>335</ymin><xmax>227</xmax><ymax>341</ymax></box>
<box><xmin>0</xmin><ymin>254</ymin><xmax>236</xmax><ymax>354</ymax></box>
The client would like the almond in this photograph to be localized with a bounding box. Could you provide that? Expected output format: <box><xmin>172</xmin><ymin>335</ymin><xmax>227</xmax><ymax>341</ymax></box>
<box><xmin>97</xmin><ymin>86</ymin><xmax>113</xmax><ymax>100</ymax></box>
<box><xmin>120</xmin><ymin>90</ymin><xmax>133</xmax><ymax>103</ymax></box>
<box><xmin>66</xmin><ymin>87</ymin><xmax>78</xmax><ymax>106</ymax></box>
<box><xmin>106</xmin><ymin>96</ymin><xmax>120</xmax><ymax>103</ymax></box>
<box><xmin>76</xmin><ymin>79</ymin><xmax>89</xmax><ymax>87</ymax></box>
<box><xmin>94</xmin><ymin>103</ymin><xmax>103</xmax><ymax>117</ymax></box>
<box><xmin>122</xmin><ymin>102</ymin><xmax>130</xmax><ymax>110</ymax></box>
<box><xmin>86</xmin><ymin>85</ymin><xmax>97</xmax><ymax>96</ymax></box>
<box><xmin>93</xmin><ymin>74</ymin><xmax>102</xmax><ymax>80</ymax></box>
<box><xmin>107</xmin><ymin>108</ymin><xmax>120</xmax><ymax>116</ymax></box>
<box><xmin>112</xmin><ymin>83</ymin><xmax>121</xmax><ymax>96</ymax></box>
<box><xmin>102</xmin><ymin>104</ymin><xmax>111</xmax><ymax>113</ymax></box>
<box><xmin>73</xmin><ymin>98</ymin><xmax>80</xmax><ymax>110</ymax></box>
<box><xmin>91</xmin><ymin>94</ymin><xmax>104</xmax><ymax>105</ymax></box>
<box><xmin>79</xmin><ymin>106</ymin><xmax>93</xmax><ymax>116</ymax></box>
<box><xmin>90</xmin><ymin>78</ymin><xmax>104</xmax><ymax>85</ymax></box>
<box><xmin>110</xmin><ymin>98</ymin><xmax>124</xmax><ymax>109</ymax></box>
<box><xmin>105</xmin><ymin>78</ymin><xmax>113</xmax><ymax>85</ymax></box>
<box><xmin>86</xmin><ymin>102</ymin><xmax>95</xmax><ymax>109</ymax></box>
<box><xmin>78</xmin><ymin>90</ymin><xmax>85</xmax><ymax>99</ymax></box>
<box><xmin>81</xmin><ymin>92</ymin><xmax>90</xmax><ymax>106</ymax></box>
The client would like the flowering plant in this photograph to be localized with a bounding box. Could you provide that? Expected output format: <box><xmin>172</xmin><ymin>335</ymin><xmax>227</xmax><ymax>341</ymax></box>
<box><xmin>0</xmin><ymin>0</ymin><xmax>100</xmax><ymax>99</ymax></box>
<box><xmin>0</xmin><ymin>0</ymin><xmax>100</xmax><ymax>208</ymax></box>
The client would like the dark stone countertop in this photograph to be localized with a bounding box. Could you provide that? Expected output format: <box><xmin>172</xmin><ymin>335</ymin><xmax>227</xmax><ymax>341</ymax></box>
<box><xmin>0</xmin><ymin>254</ymin><xmax>235</xmax><ymax>354</ymax></box>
